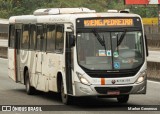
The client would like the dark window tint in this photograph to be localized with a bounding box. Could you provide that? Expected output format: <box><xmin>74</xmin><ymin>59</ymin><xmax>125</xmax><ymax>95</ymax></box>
<box><xmin>30</xmin><ymin>25</ymin><xmax>36</xmax><ymax>50</ymax></box>
<box><xmin>42</xmin><ymin>25</ymin><xmax>47</xmax><ymax>51</ymax></box>
<box><xmin>47</xmin><ymin>25</ymin><xmax>56</xmax><ymax>52</ymax></box>
<box><xmin>21</xmin><ymin>25</ymin><xmax>29</xmax><ymax>49</ymax></box>
<box><xmin>9</xmin><ymin>25</ymin><xmax>15</xmax><ymax>48</ymax></box>
<box><xmin>36</xmin><ymin>25</ymin><xmax>43</xmax><ymax>50</ymax></box>
<box><xmin>55</xmin><ymin>25</ymin><xmax>64</xmax><ymax>52</ymax></box>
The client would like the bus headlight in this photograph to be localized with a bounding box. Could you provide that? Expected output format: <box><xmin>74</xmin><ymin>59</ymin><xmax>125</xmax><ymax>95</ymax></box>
<box><xmin>136</xmin><ymin>71</ymin><xmax>147</xmax><ymax>84</ymax></box>
<box><xmin>76</xmin><ymin>72</ymin><xmax>90</xmax><ymax>85</ymax></box>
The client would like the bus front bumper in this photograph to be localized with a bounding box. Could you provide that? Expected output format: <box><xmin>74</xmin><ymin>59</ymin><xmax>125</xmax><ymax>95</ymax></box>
<box><xmin>74</xmin><ymin>80</ymin><xmax>147</xmax><ymax>96</ymax></box>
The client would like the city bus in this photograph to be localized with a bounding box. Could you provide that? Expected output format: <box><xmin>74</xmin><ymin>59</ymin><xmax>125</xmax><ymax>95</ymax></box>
<box><xmin>8</xmin><ymin>8</ymin><xmax>148</xmax><ymax>104</ymax></box>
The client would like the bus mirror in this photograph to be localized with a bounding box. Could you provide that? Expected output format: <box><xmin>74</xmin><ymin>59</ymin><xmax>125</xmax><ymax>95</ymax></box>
<box><xmin>145</xmin><ymin>35</ymin><xmax>149</xmax><ymax>57</ymax></box>
<box><xmin>69</xmin><ymin>34</ymin><xmax>75</xmax><ymax>47</ymax></box>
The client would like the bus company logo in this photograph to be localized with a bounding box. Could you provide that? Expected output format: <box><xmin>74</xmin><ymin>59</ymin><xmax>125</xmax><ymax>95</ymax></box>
<box><xmin>2</xmin><ymin>106</ymin><xmax>11</xmax><ymax>111</ymax></box>
<box><xmin>111</xmin><ymin>80</ymin><xmax>116</xmax><ymax>84</ymax></box>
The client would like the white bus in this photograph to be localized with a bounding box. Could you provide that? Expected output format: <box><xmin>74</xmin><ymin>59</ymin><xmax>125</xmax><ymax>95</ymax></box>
<box><xmin>8</xmin><ymin>8</ymin><xmax>148</xmax><ymax>104</ymax></box>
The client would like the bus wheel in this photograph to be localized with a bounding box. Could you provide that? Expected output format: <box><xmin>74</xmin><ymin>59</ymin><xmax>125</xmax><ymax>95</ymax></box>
<box><xmin>61</xmin><ymin>81</ymin><xmax>71</xmax><ymax>105</ymax></box>
<box><xmin>117</xmin><ymin>95</ymin><xmax>129</xmax><ymax>103</ymax></box>
<box><xmin>25</xmin><ymin>71</ymin><xmax>35</xmax><ymax>95</ymax></box>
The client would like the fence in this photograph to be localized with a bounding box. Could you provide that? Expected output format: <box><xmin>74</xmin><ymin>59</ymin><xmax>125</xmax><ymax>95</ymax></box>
<box><xmin>144</xmin><ymin>25</ymin><xmax>160</xmax><ymax>49</ymax></box>
<box><xmin>147</xmin><ymin>62</ymin><xmax>160</xmax><ymax>81</ymax></box>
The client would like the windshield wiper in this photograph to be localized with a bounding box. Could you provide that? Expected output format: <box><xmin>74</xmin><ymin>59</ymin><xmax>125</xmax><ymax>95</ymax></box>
<box><xmin>92</xmin><ymin>29</ymin><xmax>106</xmax><ymax>51</ymax></box>
<box><xmin>117</xmin><ymin>30</ymin><xmax>127</xmax><ymax>46</ymax></box>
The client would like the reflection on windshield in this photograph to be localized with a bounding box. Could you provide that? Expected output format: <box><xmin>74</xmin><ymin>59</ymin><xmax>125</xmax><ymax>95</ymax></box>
<box><xmin>77</xmin><ymin>31</ymin><xmax>144</xmax><ymax>70</ymax></box>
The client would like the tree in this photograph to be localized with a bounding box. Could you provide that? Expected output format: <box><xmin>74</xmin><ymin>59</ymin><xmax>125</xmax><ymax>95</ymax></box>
<box><xmin>0</xmin><ymin>0</ymin><xmax>158</xmax><ymax>18</ymax></box>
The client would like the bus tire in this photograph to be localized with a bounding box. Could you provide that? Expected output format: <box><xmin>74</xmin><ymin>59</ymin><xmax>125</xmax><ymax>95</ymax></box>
<box><xmin>117</xmin><ymin>95</ymin><xmax>129</xmax><ymax>103</ymax></box>
<box><xmin>61</xmin><ymin>80</ymin><xmax>72</xmax><ymax>105</ymax></box>
<box><xmin>25</xmin><ymin>71</ymin><xmax>35</xmax><ymax>95</ymax></box>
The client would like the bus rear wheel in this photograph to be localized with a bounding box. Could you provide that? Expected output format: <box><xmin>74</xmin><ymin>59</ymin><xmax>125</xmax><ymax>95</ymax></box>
<box><xmin>61</xmin><ymin>81</ymin><xmax>72</xmax><ymax>105</ymax></box>
<box><xmin>117</xmin><ymin>95</ymin><xmax>129</xmax><ymax>103</ymax></box>
<box><xmin>25</xmin><ymin>71</ymin><xmax>35</xmax><ymax>95</ymax></box>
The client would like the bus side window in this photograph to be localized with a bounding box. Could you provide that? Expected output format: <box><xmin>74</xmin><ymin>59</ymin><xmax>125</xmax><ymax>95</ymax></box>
<box><xmin>36</xmin><ymin>25</ymin><xmax>43</xmax><ymax>51</ymax></box>
<box><xmin>30</xmin><ymin>25</ymin><xmax>36</xmax><ymax>50</ymax></box>
<box><xmin>42</xmin><ymin>25</ymin><xmax>47</xmax><ymax>51</ymax></box>
<box><xmin>47</xmin><ymin>25</ymin><xmax>56</xmax><ymax>52</ymax></box>
<box><xmin>9</xmin><ymin>25</ymin><xmax>15</xmax><ymax>48</ymax></box>
<box><xmin>55</xmin><ymin>25</ymin><xmax>64</xmax><ymax>52</ymax></box>
<box><xmin>21</xmin><ymin>24</ymin><xmax>29</xmax><ymax>50</ymax></box>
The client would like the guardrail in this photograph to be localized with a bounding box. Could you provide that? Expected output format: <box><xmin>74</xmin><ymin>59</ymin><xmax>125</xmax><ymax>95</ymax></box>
<box><xmin>0</xmin><ymin>39</ymin><xmax>8</xmax><ymax>47</ymax></box>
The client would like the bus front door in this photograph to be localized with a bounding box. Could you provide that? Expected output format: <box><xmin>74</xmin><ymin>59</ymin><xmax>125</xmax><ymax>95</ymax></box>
<box><xmin>65</xmin><ymin>32</ymin><xmax>73</xmax><ymax>94</ymax></box>
<box><xmin>15</xmin><ymin>29</ymin><xmax>21</xmax><ymax>83</ymax></box>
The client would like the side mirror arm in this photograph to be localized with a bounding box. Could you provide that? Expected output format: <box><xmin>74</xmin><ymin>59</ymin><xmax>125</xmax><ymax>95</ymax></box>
<box><xmin>145</xmin><ymin>35</ymin><xmax>149</xmax><ymax>57</ymax></box>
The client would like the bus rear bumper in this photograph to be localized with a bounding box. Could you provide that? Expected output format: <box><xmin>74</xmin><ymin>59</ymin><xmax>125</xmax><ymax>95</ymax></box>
<box><xmin>74</xmin><ymin>80</ymin><xmax>147</xmax><ymax>96</ymax></box>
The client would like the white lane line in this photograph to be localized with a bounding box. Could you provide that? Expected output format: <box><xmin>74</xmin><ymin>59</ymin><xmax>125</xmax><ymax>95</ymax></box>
<box><xmin>148</xmin><ymin>80</ymin><xmax>160</xmax><ymax>84</ymax></box>
<box><xmin>0</xmin><ymin>58</ymin><xmax>8</xmax><ymax>61</ymax></box>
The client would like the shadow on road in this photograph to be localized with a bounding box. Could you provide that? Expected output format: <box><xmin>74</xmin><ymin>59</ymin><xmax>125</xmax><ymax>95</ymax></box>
<box><xmin>11</xmin><ymin>88</ymin><xmax>137</xmax><ymax>111</ymax></box>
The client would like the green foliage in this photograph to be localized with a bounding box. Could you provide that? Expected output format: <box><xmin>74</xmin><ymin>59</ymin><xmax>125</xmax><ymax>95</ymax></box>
<box><xmin>0</xmin><ymin>0</ymin><xmax>158</xmax><ymax>18</ymax></box>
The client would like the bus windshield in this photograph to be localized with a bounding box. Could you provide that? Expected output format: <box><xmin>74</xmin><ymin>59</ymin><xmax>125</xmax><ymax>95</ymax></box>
<box><xmin>77</xmin><ymin>30</ymin><xmax>144</xmax><ymax>70</ymax></box>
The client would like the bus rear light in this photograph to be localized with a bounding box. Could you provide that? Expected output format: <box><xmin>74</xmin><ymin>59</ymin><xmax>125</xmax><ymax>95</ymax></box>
<box><xmin>76</xmin><ymin>72</ymin><xmax>90</xmax><ymax>85</ymax></box>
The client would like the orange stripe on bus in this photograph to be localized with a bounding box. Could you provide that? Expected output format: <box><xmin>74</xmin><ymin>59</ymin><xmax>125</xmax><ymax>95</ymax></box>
<box><xmin>101</xmin><ymin>78</ymin><xmax>105</xmax><ymax>85</ymax></box>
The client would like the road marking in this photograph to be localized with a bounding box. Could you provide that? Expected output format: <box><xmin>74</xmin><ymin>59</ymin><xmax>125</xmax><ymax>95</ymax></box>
<box><xmin>148</xmin><ymin>80</ymin><xmax>160</xmax><ymax>84</ymax></box>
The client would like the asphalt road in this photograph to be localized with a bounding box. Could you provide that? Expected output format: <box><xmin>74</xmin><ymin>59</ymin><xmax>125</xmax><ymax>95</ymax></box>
<box><xmin>0</xmin><ymin>58</ymin><xmax>159</xmax><ymax>114</ymax></box>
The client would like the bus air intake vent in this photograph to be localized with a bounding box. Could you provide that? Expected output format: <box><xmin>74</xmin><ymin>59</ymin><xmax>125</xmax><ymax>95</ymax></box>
<box><xmin>33</xmin><ymin>8</ymin><xmax>96</xmax><ymax>15</ymax></box>
<box><xmin>95</xmin><ymin>86</ymin><xmax>133</xmax><ymax>94</ymax></box>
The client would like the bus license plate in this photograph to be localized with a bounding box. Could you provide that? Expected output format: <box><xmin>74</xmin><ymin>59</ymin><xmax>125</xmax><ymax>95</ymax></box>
<box><xmin>107</xmin><ymin>91</ymin><xmax>120</xmax><ymax>95</ymax></box>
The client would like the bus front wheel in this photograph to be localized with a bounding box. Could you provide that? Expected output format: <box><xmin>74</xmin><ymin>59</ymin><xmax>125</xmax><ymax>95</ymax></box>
<box><xmin>61</xmin><ymin>81</ymin><xmax>72</xmax><ymax>105</ymax></box>
<box><xmin>117</xmin><ymin>95</ymin><xmax>129</xmax><ymax>103</ymax></box>
<box><xmin>25</xmin><ymin>71</ymin><xmax>35</xmax><ymax>95</ymax></box>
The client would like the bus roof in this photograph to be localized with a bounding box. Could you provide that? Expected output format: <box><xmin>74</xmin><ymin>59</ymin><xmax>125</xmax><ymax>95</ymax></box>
<box><xmin>9</xmin><ymin>8</ymin><xmax>141</xmax><ymax>24</ymax></box>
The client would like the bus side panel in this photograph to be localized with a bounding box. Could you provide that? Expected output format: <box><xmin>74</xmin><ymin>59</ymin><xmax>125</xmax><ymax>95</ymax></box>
<box><xmin>42</xmin><ymin>53</ymin><xmax>64</xmax><ymax>92</ymax></box>
<box><xmin>8</xmin><ymin>48</ymin><xmax>16</xmax><ymax>81</ymax></box>
<box><xmin>34</xmin><ymin>51</ymin><xmax>47</xmax><ymax>92</ymax></box>
<box><xmin>43</xmin><ymin>53</ymin><xmax>58</xmax><ymax>92</ymax></box>
<box><xmin>28</xmin><ymin>51</ymin><xmax>37</xmax><ymax>88</ymax></box>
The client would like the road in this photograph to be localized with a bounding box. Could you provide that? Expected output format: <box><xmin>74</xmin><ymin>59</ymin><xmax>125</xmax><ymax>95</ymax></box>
<box><xmin>0</xmin><ymin>58</ymin><xmax>159</xmax><ymax>114</ymax></box>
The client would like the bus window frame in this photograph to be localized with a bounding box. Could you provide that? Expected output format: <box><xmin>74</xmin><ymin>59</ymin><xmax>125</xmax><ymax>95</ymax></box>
<box><xmin>21</xmin><ymin>24</ymin><xmax>30</xmax><ymax>50</ymax></box>
<box><xmin>55</xmin><ymin>24</ymin><xmax>64</xmax><ymax>53</ymax></box>
<box><xmin>9</xmin><ymin>24</ymin><xmax>15</xmax><ymax>48</ymax></box>
<box><xmin>29</xmin><ymin>24</ymin><xmax>37</xmax><ymax>51</ymax></box>
<box><xmin>42</xmin><ymin>24</ymin><xmax>47</xmax><ymax>52</ymax></box>
<box><xmin>46</xmin><ymin>24</ymin><xmax>56</xmax><ymax>53</ymax></box>
<box><xmin>36</xmin><ymin>24</ymin><xmax>44</xmax><ymax>52</ymax></box>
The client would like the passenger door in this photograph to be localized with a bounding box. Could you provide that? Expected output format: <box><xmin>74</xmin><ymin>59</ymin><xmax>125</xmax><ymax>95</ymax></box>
<box><xmin>65</xmin><ymin>32</ymin><xmax>73</xmax><ymax>94</ymax></box>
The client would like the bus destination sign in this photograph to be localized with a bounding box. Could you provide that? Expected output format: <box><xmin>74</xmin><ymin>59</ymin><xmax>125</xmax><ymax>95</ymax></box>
<box><xmin>76</xmin><ymin>17</ymin><xmax>142</xmax><ymax>28</ymax></box>
<box><xmin>84</xmin><ymin>19</ymin><xmax>133</xmax><ymax>27</ymax></box>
